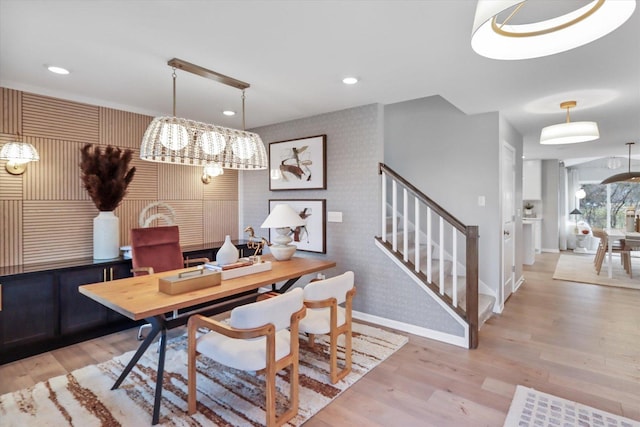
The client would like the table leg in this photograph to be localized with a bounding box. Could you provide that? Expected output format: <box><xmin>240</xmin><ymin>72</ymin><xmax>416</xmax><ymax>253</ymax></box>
<box><xmin>111</xmin><ymin>316</ymin><xmax>166</xmax><ymax>425</ymax></box>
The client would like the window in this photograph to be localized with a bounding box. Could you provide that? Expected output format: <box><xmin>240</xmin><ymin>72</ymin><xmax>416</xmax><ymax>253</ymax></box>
<box><xmin>581</xmin><ymin>183</ymin><xmax>640</xmax><ymax>229</ymax></box>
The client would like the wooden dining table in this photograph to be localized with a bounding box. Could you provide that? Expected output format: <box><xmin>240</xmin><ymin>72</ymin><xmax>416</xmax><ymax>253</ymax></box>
<box><xmin>79</xmin><ymin>255</ymin><xmax>336</xmax><ymax>425</ymax></box>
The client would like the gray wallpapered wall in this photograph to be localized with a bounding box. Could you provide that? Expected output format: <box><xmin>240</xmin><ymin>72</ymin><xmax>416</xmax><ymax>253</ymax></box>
<box><xmin>241</xmin><ymin>103</ymin><xmax>464</xmax><ymax>337</ymax></box>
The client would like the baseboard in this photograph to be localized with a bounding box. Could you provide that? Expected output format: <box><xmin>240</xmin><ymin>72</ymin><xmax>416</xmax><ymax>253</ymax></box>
<box><xmin>352</xmin><ymin>310</ymin><xmax>469</xmax><ymax>349</ymax></box>
<box><xmin>514</xmin><ymin>274</ymin><xmax>525</xmax><ymax>291</ymax></box>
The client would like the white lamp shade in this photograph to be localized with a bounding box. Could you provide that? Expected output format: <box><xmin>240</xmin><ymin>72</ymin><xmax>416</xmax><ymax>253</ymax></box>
<box><xmin>540</xmin><ymin>121</ymin><xmax>599</xmax><ymax>145</ymax></box>
<box><xmin>0</xmin><ymin>141</ymin><xmax>40</xmax><ymax>163</ymax></box>
<box><xmin>261</xmin><ymin>204</ymin><xmax>307</xmax><ymax>229</ymax></box>
<box><xmin>471</xmin><ymin>0</ymin><xmax>636</xmax><ymax>60</ymax></box>
<box><xmin>203</xmin><ymin>162</ymin><xmax>224</xmax><ymax>177</ymax></box>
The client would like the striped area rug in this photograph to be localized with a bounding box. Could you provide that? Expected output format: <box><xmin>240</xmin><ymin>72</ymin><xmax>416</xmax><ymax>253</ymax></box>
<box><xmin>504</xmin><ymin>385</ymin><xmax>640</xmax><ymax>427</ymax></box>
<box><xmin>0</xmin><ymin>322</ymin><xmax>408</xmax><ymax>426</ymax></box>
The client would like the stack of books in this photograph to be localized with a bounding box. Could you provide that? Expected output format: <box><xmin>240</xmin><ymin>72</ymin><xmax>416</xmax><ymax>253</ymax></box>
<box><xmin>204</xmin><ymin>258</ymin><xmax>254</xmax><ymax>271</ymax></box>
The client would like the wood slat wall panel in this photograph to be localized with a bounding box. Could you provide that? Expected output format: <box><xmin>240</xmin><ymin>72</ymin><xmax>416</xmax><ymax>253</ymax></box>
<box><xmin>0</xmin><ymin>87</ymin><xmax>241</xmax><ymax>268</ymax></box>
<box><xmin>0</xmin><ymin>200</ymin><xmax>23</xmax><ymax>267</ymax></box>
<box><xmin>23</xmin><ymin>138</ymin><xmax>88</xmax><ymax>201</ymax></box>
<box><xmin>0</xmin><ymin>134</ymin><xmax>23</xmax><ymax>200</ymax></box>
<box><xmin>0</xmin><ymin>88</ymin><xmax>21</xmax><ymax>134</ymax></box>
<box><xmin>99</xmin><ymin>108</ymin><xmax>151</xmax><ymax>149</ymax></box>
<box><xmin>22</xmin><ymin>201</ymin><xmax>95</xmax><ymax>264</ymax></box>
<box><xmin>126</xmin><ymin>151</ymin><xmax>158</xmax><ymax>200</ymax></box>
<box><xmin>168</xmin><ymin>201</ymin><xmax>204</xmax><ymax>247</ymax></box>
<box><xmin>22</xmin><ymin>93</ymin><xmax>99</xmax><ymax>143</ymax></box>
<box><xmin>158</xmin><ymin>163</ymin><xmax>203</xmax><ymax>200</ymax></box>
<box><xmin>204</xmin><ymin>200</ymin><xmax>239</xmax><ymax>242</ymax></box>
<box><xmin>203</xmin><ymin>169</ymin><xmax>239</xmax><ymax>200</ymax></box>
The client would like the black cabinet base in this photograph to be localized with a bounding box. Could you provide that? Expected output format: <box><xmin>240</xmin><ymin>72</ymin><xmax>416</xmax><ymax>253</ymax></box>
<box><xmin>0</xmin><ymin>319</ymin><xmax>143</xmax><ymax>365</ymax></box>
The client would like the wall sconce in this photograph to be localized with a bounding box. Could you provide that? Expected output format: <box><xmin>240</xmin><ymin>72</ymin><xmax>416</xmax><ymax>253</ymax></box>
<box><xmin>0</xmin><ymin>141</ymin><xmax>40</xmax><ymax>175</ymax></box>
<box><xmin>201</xmin><ymin>161</ymin><xmax>224</xmax><ymax>184</ymax></box>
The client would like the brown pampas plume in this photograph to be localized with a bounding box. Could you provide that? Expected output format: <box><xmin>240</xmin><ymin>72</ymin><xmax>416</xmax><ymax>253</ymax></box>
<box><xmin>79</xmin><ymin>144</ymin><xmax>136</xmax><ymax>211</ymax></box>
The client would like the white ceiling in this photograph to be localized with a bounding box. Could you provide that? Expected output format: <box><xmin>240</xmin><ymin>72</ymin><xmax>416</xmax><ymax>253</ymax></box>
<box><xmin>1</xmin><ymin>0</ymin><xmax>638</xmax><ymax>166</ymax></box>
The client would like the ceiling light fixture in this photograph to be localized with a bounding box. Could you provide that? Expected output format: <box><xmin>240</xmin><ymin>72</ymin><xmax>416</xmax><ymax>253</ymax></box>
<box><xmin>601</xmin><ymin>142</ymin><xmax>640</xmax><ymax>184</ymax></box>
<box><xmin>222</xmin><ymin>110</ymin><xmax>236</xmax><ymax>116</ymax></box>
<box><xmin>342</xmin><ymin>77</ymin><xmax>358</xmax><ymax>85</ymax></box>
<box><xmin>140</xmin><ymin>58</ymin><xmax>267</xmax><ymax>170</ymax></box>
<box><xmin>0</xmin><ymin>140</ymin><xmax>40</xmax><ymax>175</ymax></box>
<box><xmin>607</xmin><ymin>157</ymin><xmax>622</xmax><ymax>170</ymax></box>
<box><xmin>539</xmin><ymin>101</ymin><xmax>599</xmax><ymax>145</ymax></box>
<box><xmin>47</xmin><ymin>65</ymin><xmax>70</xmax><ymax>75</ymax></box>
<box><xmin>471</xmin><ymin>0</ymin><xmax>636</xmax><ymax>60</ymax></box>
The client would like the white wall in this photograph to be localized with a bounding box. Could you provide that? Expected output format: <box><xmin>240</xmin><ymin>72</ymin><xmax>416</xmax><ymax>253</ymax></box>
<box><xmin>384</xmin><ymin>95</ymin><xmax>502</xmax><ymax>296</ymax></box>
<box><xmin>242</xmin><ymin>103</ymin><xmax>465</xmax><ymax>337</ymax></box>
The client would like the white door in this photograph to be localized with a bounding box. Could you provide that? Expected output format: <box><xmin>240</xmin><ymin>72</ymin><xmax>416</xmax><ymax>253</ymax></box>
<box><xmin>501</xmin><ymin>142</ymin><xmax>516</xmax><ymax>306</ymax></box>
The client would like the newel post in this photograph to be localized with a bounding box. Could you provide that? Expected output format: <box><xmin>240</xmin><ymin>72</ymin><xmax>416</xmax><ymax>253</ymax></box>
<box><xmin>465</xmin><ymin>225</ymin><xmax>479</xmax><ymax>349</ymax></box>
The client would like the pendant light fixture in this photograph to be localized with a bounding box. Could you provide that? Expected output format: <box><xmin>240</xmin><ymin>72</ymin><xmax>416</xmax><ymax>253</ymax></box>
<box><xmin>140</xmin><ymin>58</ymin><xmax>267</xmax><ymax>170</ymax></box>
<box><xmin>471</xmin><ymin>0</ymin><xmax>636</xmax><ymax>60</ymax></box>
<box><xmin>539</xmin><ymin>101</ymin><xmax>599</xmax><ymax>145</ymax></box>
<box><xmin>601</xmin><ymin>142</ymin><xmax>640</xmax><ymax>184</ymax></box>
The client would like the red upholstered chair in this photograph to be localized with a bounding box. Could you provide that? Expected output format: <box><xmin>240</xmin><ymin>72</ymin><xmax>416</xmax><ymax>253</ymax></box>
<box><xmin>130</xmin><ymin>226</ymin><xmax>209</xmax><ymax>339</ymax></box>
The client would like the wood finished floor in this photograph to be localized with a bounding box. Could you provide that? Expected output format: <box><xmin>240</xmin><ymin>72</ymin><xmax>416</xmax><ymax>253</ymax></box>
<box><xmin>1</xmin><ymin>252</ymin><xmax>639</xmax><ymax>426</ymax></box>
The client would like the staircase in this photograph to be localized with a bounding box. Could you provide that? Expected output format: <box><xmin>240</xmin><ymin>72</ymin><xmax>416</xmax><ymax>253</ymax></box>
<box><xmin>375</xmin><ymin>163</ymin><xmax>495</xmax><ymax>349</ymax></box>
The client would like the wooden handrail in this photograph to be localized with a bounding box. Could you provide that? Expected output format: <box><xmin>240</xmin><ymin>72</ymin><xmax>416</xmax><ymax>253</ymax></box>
<box><xmin>379</xmin><ymin>163</ymin><xmax>467</xmax><ymax>234</ymax></box>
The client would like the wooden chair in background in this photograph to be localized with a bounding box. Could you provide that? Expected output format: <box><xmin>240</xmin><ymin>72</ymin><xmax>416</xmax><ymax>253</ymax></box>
<box><xmin>299</xmin><ymin>271</ymin><xmax>356</xmax><ymax>384</ymax></box>
<box><xmin>187</xmin><ymin>288</ymin><xmax>306</xmax><ymax>427</ymax></box>
<box><xmin>592</xmin><ymin>228</ymin><xmax>630</xmax><ymax>276</ymax></box>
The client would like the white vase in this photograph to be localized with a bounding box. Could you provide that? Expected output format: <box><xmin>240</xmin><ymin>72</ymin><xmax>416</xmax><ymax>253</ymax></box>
<box><xmin>93</xmin><ymin>211</ymin><xmax>120</xmax><ymax>259</ymax></box>
<box><xmin>216</xmin><ymin>235</ymin><xmax>239</xmax><ymax>266</ymax></box>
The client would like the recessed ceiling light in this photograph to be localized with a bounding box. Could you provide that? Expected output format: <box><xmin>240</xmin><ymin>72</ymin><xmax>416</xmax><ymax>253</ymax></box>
<box><xmin>47</xmin><ymin>65</ymin><xmax>70</xmax><ymax>75</ymax></box>
<box><xmin>223</xmin><ymin>110</ymin><xmax>236</xmax><ymax>116</ymax></box>
<box><xmin>342</xmin><ymin>77</ymin><xmax>358</xmax><ymax>85</ymax></box>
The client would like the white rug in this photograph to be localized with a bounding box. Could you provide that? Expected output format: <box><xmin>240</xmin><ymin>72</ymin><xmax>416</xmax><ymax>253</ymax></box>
<box><xmin>504</xmin><ymin>385</ymin><xmax>640</xmax><ymax>427</ymax></box>
<box><xmin>0</xmin><ymin>322</ymin><xmax>408</xmax><ymax>426</ymax></box>
<box><xmin>552</xmin><ymin>253</ymin><xmax>640</xmax><ymax>290</ymax></box>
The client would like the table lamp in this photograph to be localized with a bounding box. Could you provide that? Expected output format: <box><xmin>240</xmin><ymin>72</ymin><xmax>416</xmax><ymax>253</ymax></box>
<box><xmin>261</xmin><ymin>204</ymin><xmax>306</xmax><ymax>261</ymax></box>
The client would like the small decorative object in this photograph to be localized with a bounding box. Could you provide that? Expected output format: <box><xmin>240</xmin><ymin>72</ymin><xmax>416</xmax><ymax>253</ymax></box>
<box><xmin>79</xmin><ymin>144</ymin><xmax>136</xmax><ymax>259</ymax></box>
<box><xmin>244</xmin><ymin>226</ymin><xmax>269</xmax><ymax>257</ymax></box>
<box><xmin>523</xmin><ymin>202</ymin><xmax>534</xmax><ymax>217</ymax></box>
<box><xmin>138</xmin><ymin>201</ymin><xmax>176</xmax><ymax>228</ymax></box>
<box><xmin>216</xmin><ymin>235</ymin><xmax>239</xmax><ymax>266</ymax></box>
<box><xmin>269</xmin><ymin>135</ymin><xmax>326</xmax><ymax>190</ymax></box>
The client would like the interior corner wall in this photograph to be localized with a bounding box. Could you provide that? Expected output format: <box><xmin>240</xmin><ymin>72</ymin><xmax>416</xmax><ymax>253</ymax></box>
<box><xmin>242</xmin><ymin>103</ymin><xmax>464</xmax><ymax>337</ymax></box>
<box><xmin>541</xmin><ymin>159</ymin><xmax>560</xmax><ymax>252</ymax></box>
<box><xmin>384</xmin><ymin>95</ymin><xmax>501</xmax><ymax>296</ymax></box>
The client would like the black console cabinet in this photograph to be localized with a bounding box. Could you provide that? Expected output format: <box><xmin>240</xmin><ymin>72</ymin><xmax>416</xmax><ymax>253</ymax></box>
<box><xmin>0</xmin><ymin>240</ymin><xmax>248</xmax><ymax>364</ymax></box>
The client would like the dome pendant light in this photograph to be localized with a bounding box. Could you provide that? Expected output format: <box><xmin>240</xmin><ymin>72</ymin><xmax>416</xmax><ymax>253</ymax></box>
<box><xmin>601</xmin><ymin>142</ymin><xmax>640</xmax><ymax>184</ymax></box>
<box><xmin>539</xmin><ymin>101</ymin><xmax>599</xmax><ymax>145</ymax></box>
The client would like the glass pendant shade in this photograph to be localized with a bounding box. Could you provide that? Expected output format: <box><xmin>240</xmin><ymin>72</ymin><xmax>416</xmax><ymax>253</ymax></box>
<box><xmin>231</xmin><ymin>135</ymin><xmax>256</xmax><ymax>160</ymax></box>
<box><xmin>0</xmin><ymin>141</ymin><xmax>40</xmax><ymax>164</ymax></box>
<box><xmin>540</xmin><ymin>121</ymin><xmax>599</xmax><ymax>145</ymax></box>
<box><xmin>602</xmin><ymin>142</ymin><xmax>640</xmax><ymax>184</ymax></box>
<box><xmin>198</xmin><ymin>130</ymin><xmax>226</xmax><ymax>155</ymax></box>
<box><xmin>158</xmin><ymin>121</ymin><xmax>189</xmax><ymax>150</ymax></box>
<box><xmin>204</xmin><ymin>162</ymin><xmax>224</xmax><ymax>177</ymax></box>
<box><xmin>471</xmin><ymin>0</ymin><xmax>636</xmax><ymax>60</ymax></box>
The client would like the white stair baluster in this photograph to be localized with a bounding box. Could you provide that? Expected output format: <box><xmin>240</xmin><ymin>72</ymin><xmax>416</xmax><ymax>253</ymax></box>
<box><xmin>439</xmin><ymin>217</ymin><xmax>444</xmax><ymax>295</ymax></box>
<box><xmin>452</xmin><ymin>226</ymin><xmax>458</xmax><ymax>308</ymax></box>
<box><xmin>381</xmin><ymin>172</ymin><xmax>387</xmax><ymax>242</ymax></box>
<box><xmin>403</xmin><ymin>188</ymin><xmax>408</xmax><ymax>261</ymax></box>
<box><xmin>392</xmin><ymin>180</ymin><xmax>397</xmax><ymax>252</ymax></box>
<box><xmin>415</xmin><ymin>199</ymin><xmax>420</xmax><ymax>273</ymax></box>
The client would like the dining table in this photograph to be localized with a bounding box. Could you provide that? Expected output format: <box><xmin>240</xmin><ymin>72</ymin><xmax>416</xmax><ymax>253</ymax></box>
<box><xmin>603</xmin><ymin>228</ymin><xmax>640</xmax><ymax>278</ymax></box>
<box><xmin>79</xmin><ymin>255</ymin><xmax>336</xmax><ymax>425</ymax></box>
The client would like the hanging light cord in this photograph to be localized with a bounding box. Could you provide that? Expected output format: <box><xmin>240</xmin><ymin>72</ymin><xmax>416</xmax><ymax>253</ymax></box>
<box><xmin>172</xmin><ymin>67</ymin><xmax>177</xmax><ymax>117</ymax></box>
<box><xmin>241</xmin><ymin>90</ymin><xmax>246</xmax><ymax>130</ymax></box>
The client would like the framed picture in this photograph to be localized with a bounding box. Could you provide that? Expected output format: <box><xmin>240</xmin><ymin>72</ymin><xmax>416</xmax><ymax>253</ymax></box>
<box><xmin>268</xmin><ymin>199</ymin><xmax>326</xmax><ymax>254</ymax></box>
<box><xmin>269</xmin><ymin>135</ymin><xmax>327</xmax><ymax>190</ymax></box>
